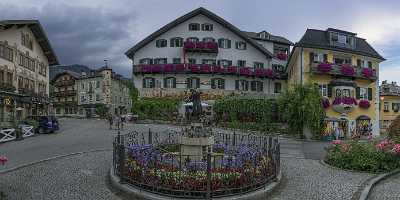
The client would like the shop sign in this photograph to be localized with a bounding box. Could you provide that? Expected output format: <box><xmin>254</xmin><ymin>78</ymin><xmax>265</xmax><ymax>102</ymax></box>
<box><xmin>4</xmin><ymin>96</ymin><xmax>13</xmax><ymax>106</ymax></box>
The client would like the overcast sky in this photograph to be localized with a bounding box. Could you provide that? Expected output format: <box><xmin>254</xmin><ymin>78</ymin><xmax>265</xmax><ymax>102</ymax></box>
<box><xmin>1</xmin><ymin>0</ymin><xmax>399</xmax><ymax>82</ymax></box>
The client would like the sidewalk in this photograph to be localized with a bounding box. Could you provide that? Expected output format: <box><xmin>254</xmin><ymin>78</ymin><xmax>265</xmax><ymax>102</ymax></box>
<box><xmin>368</xmin><ymin>173</ymin><xmax>400</xmax><ymax>200</ymax></box>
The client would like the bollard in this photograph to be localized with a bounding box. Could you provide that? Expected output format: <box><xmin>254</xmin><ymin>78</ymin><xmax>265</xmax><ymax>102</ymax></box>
<box><xmin>148</xmin><ymin>128</ymin><xmax>152</xmax><ymax>144</ymax></box>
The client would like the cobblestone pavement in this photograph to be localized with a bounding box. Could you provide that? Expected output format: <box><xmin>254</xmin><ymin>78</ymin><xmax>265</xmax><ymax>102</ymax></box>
<box><xmin>0</xmin><ymin>119</ymin><xmax>374</xmax><ymax>199</ymax></box>
<box><xmin>369</xmin><ymin>173</ymin><xmax>400</xmax><ymax>200</ymax></box>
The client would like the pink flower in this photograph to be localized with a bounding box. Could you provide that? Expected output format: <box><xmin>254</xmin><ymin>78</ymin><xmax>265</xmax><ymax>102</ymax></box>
<box><xmin>392</xmin><ymin>144</ymin><xmax>400</xmax><ymax>154</ymax></box>
<box><xmin>367</xmin><ymin>135</ymin><xmax>373</xmax><ymax>141</ymax></box>
<box><xmin>332</xmin><ymin>140</ymin><xmax>342</xmax><ymax>145</ymax></box>
<box><xmin>376</xmin><ymin>143</ymin><xmax>385</xmax><ymax>151</ymax></box>
<box><xmin>0</xmin><ymin>155</ymin><xmax>8</xmax><ymax>165</ymax></box>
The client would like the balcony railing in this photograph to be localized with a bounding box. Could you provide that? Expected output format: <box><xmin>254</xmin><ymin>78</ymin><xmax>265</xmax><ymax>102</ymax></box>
<box><xmin>310</xmin><ymin>62</ymin><xmax>377</xmax><ymax>80</ymax></box>
<box><xmin>183</xmin><ymin>41</ymin><xmax>218</xmax><ymax>53</ymax></box>
<box><xmin>133</xmin><ymin>64</ymin><xmax>285</xmax><ymax>79</ymax></box>
<box><xmin>53</xmin><ymin>90</ymin><xmax>76</xmax><ymax>97</ymax></box>
<box><xmin>0</xmin><ymin>83</ymin><xmax>16</xmax><ymax>93</ymax></box>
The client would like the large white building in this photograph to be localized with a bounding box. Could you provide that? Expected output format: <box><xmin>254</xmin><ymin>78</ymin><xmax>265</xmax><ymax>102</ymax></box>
<box><xmin>0</xmin><ymin>20</ymin><xmax>58</xmax><ymax>127</ymax></box>
<box><xmin>126</xmin><ymin>7</ymin><xmax>292</xmax><ymax>100</ymax></box>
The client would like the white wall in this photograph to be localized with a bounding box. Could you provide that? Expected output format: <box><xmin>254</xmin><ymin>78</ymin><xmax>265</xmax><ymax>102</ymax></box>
<box><xmin>133</xmin><ymin>14</ymin><xmax>270</xmax><ymax>68</ymax></box>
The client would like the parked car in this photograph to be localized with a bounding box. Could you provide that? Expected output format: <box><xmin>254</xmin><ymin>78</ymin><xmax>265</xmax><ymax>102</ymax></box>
<box><xmin>24</xmin><ymin>116</ymin><xmax>60</xmax><ymax>134</ymax></box>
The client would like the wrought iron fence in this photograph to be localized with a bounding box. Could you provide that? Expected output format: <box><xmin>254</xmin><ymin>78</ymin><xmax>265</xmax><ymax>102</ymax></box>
<box><xmin>113</xmin><ymin>129</ymin><xmax>280</xmax><ymax>199</ymax></box>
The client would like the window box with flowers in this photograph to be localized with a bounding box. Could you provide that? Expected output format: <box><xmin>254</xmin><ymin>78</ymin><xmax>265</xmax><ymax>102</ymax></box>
<box><xmin>361</xmin><ymin>67</ymin><xmax>374</xmax><ymax>78</ymax></box>
<box><xmin>341</xmin><ymin>64</ymin><xmax>355</xmax><ymax>76</ymax></box>
<box><xmin>239</xmin><ymin>67</ymin><xmax>252</xmax><ymax>76</ymax></box>
<box><xmin>317</xmin><ymin>63</ymin><xmax>332</xmax><ymax>73</ymax></box>
<box><xmin>212</xmin><ymin>65</ymin><xmax>225</xmax><ymax>73</ymax></box>
<box><xmin>276</xmin><ymin>53</ymin><xmax>288</xmax><ymax>60</ymax></box>
<box><xmin>359</xmin><ymin>100</ymin><xmax>370</xmax><ymax>109</ymax></box>
<box><xmin>189</xmin><ymin>64</ymin><xmax>200</xmax><ymax>73</ymax></box>
<box><xmin>200</xmin><ymin>64</ymin><xmax>211</xmax><ymax>73</ymax></box>
<box><xmin>226</xmin><ymin>66</ymin><xmax>237</xmax><ymax>74</ymax></box>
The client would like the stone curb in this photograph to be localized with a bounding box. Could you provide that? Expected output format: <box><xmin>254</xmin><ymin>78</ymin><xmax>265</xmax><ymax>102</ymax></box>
<box><xmin>0</xmin><ymin>148</ymin><xmax>112</xmax><ymax>174</ymax></box>
<box><xmin>358</xmin><ymin>169</ymin><xmax>400</xmax><ymax>200</ymax></box>
<box><xmin>109</xmin><ymin>165</ymin><xmax>282</xmax><ymax>200</ymax></box>
<box><xmin>319</xmin><ymin>159</ymin><xmax>377</xmax><ymax>175</ymax></box>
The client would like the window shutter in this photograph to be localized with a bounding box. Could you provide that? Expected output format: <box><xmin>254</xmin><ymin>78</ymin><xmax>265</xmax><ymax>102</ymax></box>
<box><xmin>172</xmin><ymin>78</ymin><xmax>176</xmax><ymax>88</ymax></box>
<box><xmin>245</xmin><ymin>81</ymin><xmax>248</xmax><ymax>91</ymax></box>
<box><xmin>201</xmin><ymin>24</ymin><xmax>205</xmax><ymax>31</ymax></box>
<box><xmin>142</xmin><ymin>78</ymin><xmax>146</xmax><ymax>88</ymax></box>
<box><xmin>196</xmin><ymin>78</ymin><xmax>200</xmax><ymax>89</ymax></box>
<box><xmin>163</xmin><ymin>78</ymin><xmax>167</xmax><ymax>88</ymax></box>
<box><xmin>170</xmin><ymin>38</ymin><xmax>174</xmax><ymax>47</ymax></box>
<box><xmin>218</xmin><ymin>39</ymin><xmax>222</xmax><ymax>48</ymax></box>
<box><xmin>217</xmin><ymin>60</ymin><xmax>221</xmax><ymax>66</ymax></box>
<box><xmin>211</xmin><ymin>79</ymin><xmax>216</xmax><ymax>89</ymax></box>
<box><xmin>235</xmin><ymin>42</ymin><xmax>238</xmax><ymax>49</ymax></box>
<box><xmin>227</xmin><ymin>40</ymin><xmax>231</xmax><ymax>48</ymax></box>
<box><xmin>228</xmin><ymin>60</ymin><xmax>232</xmax><ymax>66</ymax></box>
<box><xmin>152</xmin><ymin>78</ymin><xmax>156</xmax><ymax>88</ymax></box>
<box><xmin>187</xmin><ymin>78</ymin><xmax>191</xmax><ymax>89</ymax></box>
<box><xmin>260</xmin><ymin>82</ymin><xmax>264</xmax><ymax>92</ymax></box>
<box><xmin>235</xmin><ymin>80</ymin><xmax>239</xmax><ymax>90</ymax></box>
<box><xmin>323</xmin><ymin>54</ymin><xmax>328</xmax><ymax>63</ymax></box>
<box><xmin>392</xmin><ymin>103</ymin><xmax>395</xmax><ymax>110</ymax></box>
<box><xmin>221</xmin><ymin>79</ymin><xmax>225</xmax><ymax>89</ymax></box>
<box><xmin>309</xmin><ymin>52</ymin><xmax>314</xmax><ymax>64</ymax></box>
<box><xmin>368</xmin><ymin>88</ymin><xmax>372</xmax><ymax>100</ymax></box>
<box><xmin>251</xmin><ymin>81</ymin><xmax>256</xmax><ymax>91</ymax></box>
<box><xmin>327</xmin><ymin>84</ymin><xmax>332</xmax><ymax>97</ymax></box>
<box><xmin>356</xmin><ymin>87</ymin><xmax>360</xmax><ymax>99</ymax></box>
<box><xmin>368</xmin><ymin>61</ymin><xmax>372</xmax><ymax>68</ymax></box>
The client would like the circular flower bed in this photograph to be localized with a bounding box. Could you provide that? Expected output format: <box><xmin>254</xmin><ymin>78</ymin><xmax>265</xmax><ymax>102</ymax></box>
<box><xmin>325</xmin><ymin>139</ymin><xmax>400</xmax><ymax>173</ymax></box>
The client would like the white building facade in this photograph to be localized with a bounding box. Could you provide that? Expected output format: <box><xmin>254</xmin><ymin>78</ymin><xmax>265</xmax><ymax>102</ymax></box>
<box><xmin>126</xmin><ymin>7</ymin><xmax>292</xmax><ymax>100</ymax></box>
<box><xmin>0</xmin><ymin>20</ymin><xmax>58</xmax><ymax>127</ymax></box>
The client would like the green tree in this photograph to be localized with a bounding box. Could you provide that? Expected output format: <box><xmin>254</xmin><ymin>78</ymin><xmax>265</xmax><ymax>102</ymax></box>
<box><xmin>277</xmin><ymin>84</ymin><xmax>325</xmax><ymax>137</ymax></box>
<box><xmin>95</xmin><ymin>104</ymin><xmax>108</xmax><ymax>118</ymax></box>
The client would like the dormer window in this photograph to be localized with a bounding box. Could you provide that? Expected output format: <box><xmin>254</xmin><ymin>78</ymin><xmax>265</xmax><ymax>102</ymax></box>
<box><xmin>258</xmin><ymin>31</ymin><xmax>270</xmax><ymax>39</ymax></box>
<box><xmin>330</xmin><ymin>32</ymin><xmax>355</xmax><ymax>48</ymax></box>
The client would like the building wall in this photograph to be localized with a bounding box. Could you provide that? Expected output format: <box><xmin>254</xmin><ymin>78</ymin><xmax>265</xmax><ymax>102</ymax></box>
<box><xmin>380</xmin><ymin>95</ymin><xmax>400</xmax><ymax>132</ymax></box>
<box><xmin>52</xmin><ymin>73</ymin><xmax>78</xmax><ymax>117</ymax></box>
<box><xmin>288</xmin><ymin>47</ymin><xmax>381</xmax><ymax>136</ymax></box>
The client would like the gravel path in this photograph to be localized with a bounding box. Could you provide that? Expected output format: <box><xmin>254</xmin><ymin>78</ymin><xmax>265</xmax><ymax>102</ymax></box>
<box><xmin>268</xmin><ymin>158</ymin><xmax>373</xmax><ymax>200</ymax></box>
<box><xmin>368</xmin><ymin>173</ymin><xmax>400</xmax><ymax>200</ymax></box>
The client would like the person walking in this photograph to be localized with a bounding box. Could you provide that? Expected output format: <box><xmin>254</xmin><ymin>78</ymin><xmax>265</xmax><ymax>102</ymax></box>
<box><xmin>108</xmin><ymin>114</ymin><xmax>113</xmax><ymax>130</ymax></box>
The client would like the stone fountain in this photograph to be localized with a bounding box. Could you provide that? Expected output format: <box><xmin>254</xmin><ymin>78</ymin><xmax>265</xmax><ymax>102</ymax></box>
<box><xmin>179</xmin><ymin>89</ymin><xmax>214</xmax><ymax>161</ymax></box>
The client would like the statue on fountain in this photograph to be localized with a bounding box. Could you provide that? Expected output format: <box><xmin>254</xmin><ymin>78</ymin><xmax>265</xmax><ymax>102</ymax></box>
<box><xmin>188</xmin><ymin>89</ymin><xmax>202</xmax><ymax>122</ymax></box>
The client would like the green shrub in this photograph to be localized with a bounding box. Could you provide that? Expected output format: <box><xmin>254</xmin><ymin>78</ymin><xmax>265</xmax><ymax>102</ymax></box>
<box><xmin>132</xmin><ymin>98</ymin><xmax>180</xmax><ymax>121</ymax></box>
<box><xmin>325</xmin><ymin>140</ymin><xmax>400</xmax><ymax>173</ymax></box>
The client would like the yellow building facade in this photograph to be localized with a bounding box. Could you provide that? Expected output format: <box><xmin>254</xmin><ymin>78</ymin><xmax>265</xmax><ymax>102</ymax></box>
<box><xmin>287</xmin><ymin>28</ymin><xmax>384</xmax><ymax>137</ymax></box>
<box><xmin>379</xmin><ymin>81</ymin><xmax>400</xmax><ymax>133</ymax></box>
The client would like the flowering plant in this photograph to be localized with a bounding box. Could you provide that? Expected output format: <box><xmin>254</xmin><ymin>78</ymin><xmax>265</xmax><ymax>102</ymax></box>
<box><xmin>359</xmin><ymin>100</ymin><xmax>370</xmax><ymax>109</ymax></box>
<box><xmin>0</xmin><ymin>155</ymin><xmax>7</xmax><ymax>165</ymax></box>
<box><xmin>321</xmin><ymin>97</ymin><xmax>330</xmax><ymax>108</ymax></box>
<box><xmin>164</xmin><ymin>64</ymin><xmax>174</xmax><ymax>72</ymax></box>
<box><xmin>317</xmin><ymin>63</ymin><xmax>332</xmax><ymax>73</ymax></box>
<box><xmin>200</xmin><ymin>65</ymin><xmax>211</xmax><ymax>73</ymax></box>
<box><xmin>341</xmin><ymin>64</ymin><xmax>355</xmax><ymax>76</ymax></box>
<box><xmin>212</xmin><ymin>66</ymin><xmax>225</xmax><ymax>73</ymax></box>
<box><xmin>226</xmin><ymin>66</ymin><xmax>237</xmax><ymax>74</ymax></box>
<box><xmin>276</xmin><ymin>53</ymin><xmax>287</xmax><ymax>60</ymax></box>
<box><xmin>362</xmin><ymin>68</ymin><xmax>374</xmax><ymax>78</ymax></box>
<box><xmin>152</xmin><ymin>65</ymin><xmax>162</xmax><ymax>73</ymax></box>
<box><xmin>189</xmin><ymin>64</ymin><xmax>200</xmax><ymax>73</ymax></box>
<box><xmin>239</xmin><ymin>67</ymin><xmax>252</xmax><ymax>76</ymax></box>
<box><xmin>332</xmin><ymin>97</ymin><xmax>357</xmax><ymax>105</ymax></box>
<box><xmin>175</xmin><ymin>64</ymin><xmax>185</xmax><ymax>72</ymax></box>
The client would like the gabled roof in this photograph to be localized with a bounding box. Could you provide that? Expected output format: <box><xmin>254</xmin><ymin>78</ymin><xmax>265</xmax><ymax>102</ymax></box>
<box><xmin>50</xmin><ymin>70</ymin><xmax>81</xmax><ymax>83</ymax></box>
<box><xmin>125</xmin><ymin>7</ymin><xmax>274</xmax><ymax>58</ymax></box>
<box><xmin>242</xmin><ymin>31</ymin><xmax>293</xmax><ymax>45</ymax></box>
<box><xmin>0</xmin><ymin>20</ymin><xmax>59</xmax><ymax>65</ymax></box>
<box><xmin>295</xmin><ymin>28</ymin><xmax>384</xmax><ymax>60</ymax></box>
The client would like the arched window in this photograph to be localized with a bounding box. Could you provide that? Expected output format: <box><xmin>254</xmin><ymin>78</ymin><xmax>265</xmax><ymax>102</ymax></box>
<box><xmin>211</xmin><ymin>78</ymin><xmax>225</xmax><ymax>89</ymax></box>
<box><xmin>187</xmin><ymin>77</ymin><xmax>200</xmax><ymax>89</ymax></box>
<box><xmin>143</xmin><ymin>77</ymin><xmax>155</xmax><ymax>88</ymax></box>
<box><xmin>187</xmin><ymin>37</ymin><xmax>199</xmax><ymax>42</ymax></box>
<box><xmin>251</xmin><ymin>81</ymin><xmax>263</xmax><ymax>92</ymax></box>
<box><xmin>189</xmin><ymin>23</ymin><xmax>200</xmax><ymax>31</ymax></box>
<box><xmin>235</xmin><ymin>80</ymin><xmax>248</xmax><ymax>91</ymax></box>
<box><xmin>203</xmin><ymin>37</ymin><xmax>215</xmax><ymax>42</ymax></box>
<box><xmin>164</xmin><ymin>77</ymin><xmax>176</xmax><ymax>88</ymax></box>
<box><xmin>155</xmin><ymin>39</ymin><xmax>167</xmax><ymax>47</ymax></box>
<box><xmin>170</xmin><ymin>37</ymin><xmax>183</xmax><ymax>47</ymax></box>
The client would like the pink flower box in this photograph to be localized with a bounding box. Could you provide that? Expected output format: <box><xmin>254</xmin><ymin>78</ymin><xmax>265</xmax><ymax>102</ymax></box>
<box><xmin>265</xmin><ymin>68</ymin><xmax>274</xmax><ymax>78</ymax></box>
<box><xmin>175</xmin><ymin>64</ymin><xmax>185</xmax><ymax>72</ymax></box>
<box><xmin>333</xmin><ymin>97</ymin><xmax>357</xmax><ymax>105</ymax></box>
<box><xmin>205</xmin><ymin>42</ymin><xmax>218</xmax><ymax>50</ymax></box>
<box><xmin>239</xmin><ymin>67</ymin><xmax>252</xmax><ymax>76</ymax></box>
<box><xmin>227</xmin><ymin>66</ymin><xmax>237</xmax><ymax>74</ymax></box>
<box><xmin>359</xmin><ymin>100</ymin><xmax>370</xmax><ymax>108</ymax></box>
<box><xmin>152</xmin><ymin>65</ymin><xmax>162</xmax><ymax>73</ymax></box>
<box><xmin>200</xmin><ymin>64</ymin><xmax>211</xmax><ymax>73</ymax></box>
<box><xmin>141</xmin><ymin>65</ymin><xmax>152</xmax><ymax>73</ymax></box>
<box><xmin>341</xmin><ymin>64</ymin><xmax>355</xmax><ymax>76</ymax></box>
<box><xmin>317</xmin><ymin>63</ymin><xmax>332</xmax><ymax>72</ymax></box>
<box><xmin>183</xmin><ymin>41</ymin><xmax>195</xmax><ymax>49</ymax></box>
<box><xmin>196</xmin><ymin>42</ymin><xmax>205</xmax><ymax>49</ymax></box>
<box><xmin>164</xmin><ymin>64</ymin><xmax>174</xmax><ymax>72</ymax></box>
<box><xmin>276</xmin><ymin>53</ymin><xmax>288</xmax><ymax>60</ymax></box>
<box><xmin>254</xmin><ymin>68</ymin><xmax>265</xmax><ymax>77</ymax></box>
<box><xmin>190</xmin><ymin>64</ymin><xmax>200</xmax><ymax>73</ymax></box>
<box><xmin>362</xmin><ymin>68</ymin><xmax>374</xmax><ymax>78</ymax></box>
<box><xmin>212</xmin><ymin>66</ymin><xmax>225</xmax><ymax>73</ymax></box>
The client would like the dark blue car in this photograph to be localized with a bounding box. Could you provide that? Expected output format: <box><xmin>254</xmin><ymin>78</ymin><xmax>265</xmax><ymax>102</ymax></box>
<box><xmin>26</xmin><ymin>116</ymin><xmax>59</xmax><ymax>134</ymax></box>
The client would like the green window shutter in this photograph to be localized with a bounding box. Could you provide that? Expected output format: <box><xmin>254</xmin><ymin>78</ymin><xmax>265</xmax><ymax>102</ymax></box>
<box><xmin>251</xmin><ymin>81</ymin><xmax>256</xmax><ymax>91</ymax></box>
<box><xmin>187</xmin><ymin>78</ymin><xmax>191</xmax><ymax>89</ymax></box>
<box><xmin>245</xmin><ymin>81</ymin><xmax>248</xmax><ymax>91</ymax></box>
<box><xmin>163</xmin><ymin>78</ymin><xmax>167</xmax><ymax>88</ymax></box>
<box><xmin>368</xmin><ymin>61</ymin><xmax>372</xmax><ymax>68</ymax></box>
<box><xmin>368</xmin><ymin>88</ymin><xmax>373</xmax><ymax>100</ymax></box>
<box><xmin>392</xmin><ymin>103</ymin><xmax>395</xmax><ymax>110</ymax></box>
<box><xmin>218</xmin><ymin>39</ymin><xmax>222</xmax><ymax>48</ymax></box>
<box><xmin>309</xmin><ymin>52</ymin><xmax>314</xmax><ymax>64</ymax></box>
<box><xmin>327</xmin><ymin>84</ymin><xmax>332</xmax><ymax>97</ymax></box>
<box><xmin>323</xmin><ymin>54</ymin><xmax>328</xmax><ymax>63</ymax></box>
<box><xmin>142</xmin><ymin>78</ymin><xmax>146</xmax><ymax>88</ymax></box>
<box><xmin>356</xmin><ymin>87</ymin><xmax>360</xmax><ymax>99</ymax></box>
<box><xmin>260</xmin><ymin>82</ymin><xmax>264</xmax><ymax>92</ymax></box>
<box><xmin>170</xmin><ymin>38</ymin><xmax>174</xmax><ymax>47</ymax></box>
<box><xmin>211</xmin><ymin>79</ymin><xmax>216</xmax><ymax>89</ymax></box>
<box><xmin>235</xmin><ymin>80</ymin><xmax>239</xmax><ymax>90</ymax></box>
<box><xmin>221</xmin><ymin>79</ymin><xmax>225</xmax><ymax>89</ymax></box>
<box><xmin>227</xmin><ymin>40</ymin><xmax>231</xmax><ymax>48</ymax></box>
<box><xmin>235</xmin><ymin>42</ymin><xmax>238</xmax><ymax>49</ymax></box>
<box><xmin>196</xmin><ymin>78</ymin><xmax>200</xmax><ymax>89</ymax></box>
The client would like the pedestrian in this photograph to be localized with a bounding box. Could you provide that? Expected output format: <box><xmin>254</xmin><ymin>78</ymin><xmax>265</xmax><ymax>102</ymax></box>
<box><xmin>334</xmin><ymin>123</ymin><xmax>340</xmax><ymax>140</ymax></box>
<box><xmin>108</xmin><ymin>114</ymin><xmax>113</xmax><ymax>130</ymax></box>
<box><xmin>120</xmin><ymin>115</ymin><xmax>125</xmax><ymax>130</ymax></box>
<box><xmin>115</xmin><ymin>115</ymin><xmax>121</xmax><ymax>130</ymax></box>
